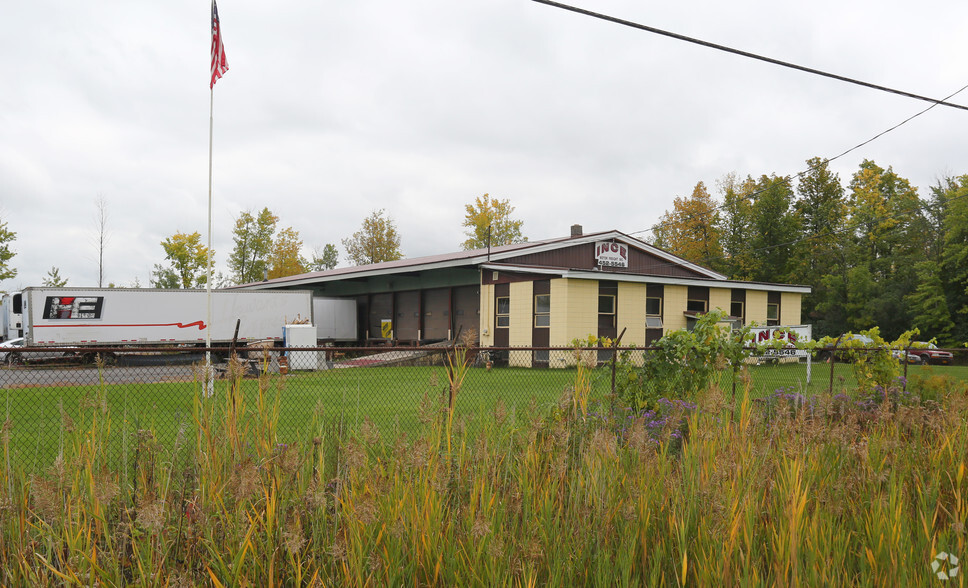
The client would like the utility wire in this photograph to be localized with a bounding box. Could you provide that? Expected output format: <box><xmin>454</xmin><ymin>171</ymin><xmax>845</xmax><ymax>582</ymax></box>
<box><xmin>531</xmin><ymin>0</ymin><xmax>968</xmax><ymax>112</ymax></box>
<box><xmin>628</xmin><ymin>80</ymin><xmax>968</xmax><ymax>241</ymax></box>
<box><xmin>529</xmin><ymin>0</ymin><xmax>968</xmax><ymax>274</ymax></box>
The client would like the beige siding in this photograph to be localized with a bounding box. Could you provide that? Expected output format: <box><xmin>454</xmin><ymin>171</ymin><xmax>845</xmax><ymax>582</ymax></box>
<box><xmin>781</xmin><ymin>292</ymin><xmax>802</xmax><ymax>325</ymax></box>
<box><xmin>709</xmin><ymin>287</ymin><xmax>732</xmax><ymax>317</ymax></box>
<box><xmin>549</xmin><ymin>278</ymin><xmax>599</xmax><ymax>346</ymax></box>
<box><xmin>663</xmin><ymin>285</ymin><xmax>689</xmax><ymax>333</ymax></box>
<box><xmin>508</xmin><ymin>282</ymin><xmax>533</xmax><ymax>367</ymax></box>
<box><xmin>618</xmin><ymin>282</ymin><xmax>647</xmax><ymax>347</ymax></box>
<box><xmin>479</xmin><ymin>283</ymin><xmax>494</xmax><ymax>346</ymax></box>
<box><xmin>747</xmin><ymin>290</ymin><xmax>768</xmax><ymax>325</ymax></box>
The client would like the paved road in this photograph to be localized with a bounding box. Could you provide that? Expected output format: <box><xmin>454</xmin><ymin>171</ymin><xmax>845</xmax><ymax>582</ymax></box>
<box><xmin>0</xmin><ymin>364</ymin><xmax>204</xmax><ymax>388</ymax></box>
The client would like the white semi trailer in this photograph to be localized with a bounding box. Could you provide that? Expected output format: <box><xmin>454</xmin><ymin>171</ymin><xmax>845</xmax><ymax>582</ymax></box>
<box><xmin>0</xmin><ymin>291</ymin><xmax>23</xmax><ymax>341</ymax></box>
<box><xmin>11</xmin><ymin>287</ymin><xmax>313</xmax><ymax>348</ymax></box>
<box><xmin>313</xmin><ymin>296</ymin><xmax>358</xmax><ymax>342</ymax></box>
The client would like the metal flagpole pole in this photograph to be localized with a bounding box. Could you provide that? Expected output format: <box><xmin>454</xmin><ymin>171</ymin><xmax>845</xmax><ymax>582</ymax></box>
<box><xmin>206</xmin><ymin>85</ymin><xmax>214</xmax><ymax>397</ymax></box>
<box><xmin>207</xmin><ymin>0</ymin><xmax>228</xmax><ymax>397</ymax></box>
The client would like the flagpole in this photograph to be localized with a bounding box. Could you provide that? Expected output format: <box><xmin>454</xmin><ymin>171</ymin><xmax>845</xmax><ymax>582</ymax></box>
<box><xmin>206</xmin><ymin>85</ymin><xmax>214</xmax><ymax>397</ymax></box>
<box><xmin>205</xmin><ymin>0</ymin><xmax>216</xmax><ymax>397</ymax></box>
<box><xmin>207</xmin><ymin>0</ymin><xmax>227</xmax><ymax>397</ymax></box>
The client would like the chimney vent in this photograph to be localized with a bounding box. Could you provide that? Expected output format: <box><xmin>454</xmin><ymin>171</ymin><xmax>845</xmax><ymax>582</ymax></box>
<box><xmin>570</xmin><ymin>224</ymin><xmax>583</xmax><ymax>237</ymax></box>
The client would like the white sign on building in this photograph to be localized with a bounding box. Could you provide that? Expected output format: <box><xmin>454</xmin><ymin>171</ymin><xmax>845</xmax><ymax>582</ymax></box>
<box><xmin>595</xmin><ymin>242</ymin><xmax>629</xmax><ymax>268</ymax></box>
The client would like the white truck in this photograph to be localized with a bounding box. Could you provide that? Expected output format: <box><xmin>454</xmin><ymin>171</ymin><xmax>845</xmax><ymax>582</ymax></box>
<box><xmin>8</xmin><ymin>287</ymin><xmax>314</xmax><ymax>348</ymax></box>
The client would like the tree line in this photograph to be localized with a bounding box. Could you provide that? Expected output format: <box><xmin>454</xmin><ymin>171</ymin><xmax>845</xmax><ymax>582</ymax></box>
<box><xmin>651</xmin><ymin>157</ymin><xmax>968</xmax><ymax>344</ymax></box>
<box><xmin>2</xmin><ymin>168</ymin><xmax>964</xmax><ymax>345</ymax></box>
<box><xmin>0</xmin><ymin>194</ymin><xmax>526</xmax><ymax>292</ymax></box>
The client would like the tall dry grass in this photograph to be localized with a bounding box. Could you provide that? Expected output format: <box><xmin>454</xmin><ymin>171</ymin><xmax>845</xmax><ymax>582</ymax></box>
<box><xmin>0</xmin><ymin>357</ymin><xmax>966</xmax><ymax>585</ymax></box>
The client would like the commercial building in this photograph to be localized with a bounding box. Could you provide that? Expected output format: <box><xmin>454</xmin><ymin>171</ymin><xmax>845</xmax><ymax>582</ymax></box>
<box><xmin>243</xmin><ymin>226</ymin><xmax>809</xmax><ymax>364</ymax></box>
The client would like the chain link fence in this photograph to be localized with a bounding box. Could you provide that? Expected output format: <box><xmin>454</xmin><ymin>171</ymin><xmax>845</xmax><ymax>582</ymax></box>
<box><xmin>3</xmin><ymin>343</ymin><xmax>967</xmax><ymax>472</ymax></box>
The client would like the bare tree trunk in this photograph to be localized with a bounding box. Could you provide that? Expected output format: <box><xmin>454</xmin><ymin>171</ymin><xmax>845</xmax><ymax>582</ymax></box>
<box><xmin>95</xmin><ymin>194</ymin><xmax>109</xmax><ymax>287</ymax></box>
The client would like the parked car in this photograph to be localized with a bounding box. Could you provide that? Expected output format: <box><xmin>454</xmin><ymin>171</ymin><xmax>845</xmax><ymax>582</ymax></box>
<box><xmin>0</xmin><ymin>337</ymin><xmax>69</xmax><ymax>365</ymax></box>
<box><xmin>910</xmin><ymin>342</ymin><xmax>954</xmax><ymax>366</ymax></box>
<box><xmin>891</xmin><ymin>348</ymin><xmax>922</xmax><ymax>364</ymax></box>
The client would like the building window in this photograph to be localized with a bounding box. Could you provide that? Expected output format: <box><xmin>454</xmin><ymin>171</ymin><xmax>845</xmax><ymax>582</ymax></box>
<box><xmin>730</xmin><ymin>301</ymin><xmax>744</xmax><ymax>320</ymax></box>
<box><xmin>534</xmin><ymin>294</ymin><xmax>550</xmax><ymax>327</ymax></box>
<box><xmin>645</xmin><ymin>295</ymin><xmax>663</xmax><ymax>329</ymax></box>
<box><xmin>686</xmin><ymin>298</ymin><xmax>707</xmax><ymax>313</ymax></box>
<box><xmin>767</xmin><ymin>302</ymin><xmax>780</xmax><ymax>326</ymax></box>
<box><xmin>598</xmin><ymin>295</ymin><xmax>616</xmax><ymax>315</ymax></box>
<box><xmin>496</xmin><ymin>296</ymin><xmax>510</xmax><ymax>327</ymax></box>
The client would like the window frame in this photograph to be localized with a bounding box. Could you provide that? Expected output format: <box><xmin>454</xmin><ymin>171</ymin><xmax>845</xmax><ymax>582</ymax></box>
<box><xmin>598</xmin><ymin>294</ymin><xmax>616</xmax><ymax>315</ymax></box>
<box><xmin>730</xmin><ymin>301</ymin><xmax>745</xmax><ymax>320</ymax></box>
<box><xmin>766</xmin><ymin>302</ymin><xmax>780</xmax><ymax>324</ymax></box>
<box><xmin>496</xmin><ymin>296</ymin><xmax>510</xmax><ymax>328</ymax></box>
<box><xmin>646</xmin><ymin>296</ymin><xmax>662</xmax><ymax>317</ymax></box>
<box><xmin>686</xmin><ymin>298</ymin><xmax>707</xmax><ymax>313</ymax></box>
<box><xmin>534</xmin><ymin>294</ymin><xmax>551</xmax><ymax>328</ymax></box>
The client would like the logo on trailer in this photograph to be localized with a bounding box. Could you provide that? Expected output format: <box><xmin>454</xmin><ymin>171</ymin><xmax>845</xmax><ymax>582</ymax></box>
<box><xmin>43</xmin><ymin>296</ymin><xmax>104</xmax><ymax>320</ymax></box>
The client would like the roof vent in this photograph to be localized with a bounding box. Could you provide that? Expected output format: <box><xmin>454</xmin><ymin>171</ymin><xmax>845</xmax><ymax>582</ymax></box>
<box><xmin>570</xmin><ymin>224</ymin><xmax>583</xmax><ymax>237</ymax></box>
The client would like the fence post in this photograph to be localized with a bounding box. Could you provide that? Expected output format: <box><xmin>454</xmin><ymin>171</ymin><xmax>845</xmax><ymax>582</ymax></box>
<box><xmin>903</xmin><ymin>345</ymin><xmax>910</xmax><ymax>389</ymax></box>
<box><xmin>610</xmin><ymin>328</ymin><xmax>626</xmax><ymax>421</ymax></box>
<box><xmin>828</xmin><ymin>335</ymin><xmax>844</xmax><ymax>394</ymax></box>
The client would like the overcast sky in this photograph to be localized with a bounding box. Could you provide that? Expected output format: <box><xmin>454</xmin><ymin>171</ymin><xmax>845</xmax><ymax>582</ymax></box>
<box><xmin>2</xmin><ymin>0</ymin><xmax>966</xmax><ymax>290</ymax></box>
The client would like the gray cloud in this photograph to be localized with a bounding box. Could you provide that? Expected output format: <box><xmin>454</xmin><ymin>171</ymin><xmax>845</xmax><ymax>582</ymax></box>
<box><xmin>2</xmin><ymin>0</ymin><xmax>966</xmax><ymax>289</ymax></box>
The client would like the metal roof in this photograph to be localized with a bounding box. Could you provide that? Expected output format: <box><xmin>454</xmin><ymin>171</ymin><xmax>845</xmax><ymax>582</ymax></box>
<box><xmin>236</xmin><ymin>229</ymin><xmax>809</xmax><ymax>291</ymax></box>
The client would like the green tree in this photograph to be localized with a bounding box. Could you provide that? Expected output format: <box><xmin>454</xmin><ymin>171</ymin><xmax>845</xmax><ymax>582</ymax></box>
<box><xmin>0</xmin><ymin>216</ymin><xmax>16</xmax><ymax>282</ymax></box>
<box><xmin>845</xmin><ymin>161</ymin><xmax>925</xmax><ymax>338</ymax></box>
<box><xmin>652</xmin><ymin>181</ymin><xmax>723</xmax><ymax>266</ymax></box>
<box><xmin>342</xmin><ymin>209</ymin><xmax>403</xmax><ymax>266</ymax></box>
<box><xmin>746</xmin><ymin>174</ymin><xmax>800</xmax><ymax>283</ymax></box>
<box><xmin>793</xmin><ymin>157</ymin><xmax>848</xmax><ymax>337</ymax></box>
<box><xmin>939</xmin><ymin>175</ymin><xmax>968</xmax><ymax>342</ymax></box>
<box><xmin>42</xmin><ymin>267</ymin><xmax>68</xmax><ymax>287</ymax></box>
<box><xmin>228</xmin><ymin>208</ymin><xmax>278</xmax><ymax>284</ymax></box>
<box><xmin>267</xmin><ymin>227</ymin><xmax>307</xmax><ymax>280</ymax></box>
<box><xmin>923</xmin><ymin>177</ymin><xmax>956</xmax><ymax>264</ymax></box>
<box><xmin>308</xmin><ymin>244</ymin><xmax>339</xmax><ymax>271</ymax></box>
<box><xmin>905</xmin><ymin>260</ymin><xmax>953</xmax><ymax>342</ymax></box>
<box><xmin>716</xmin><ymin>174</ymin><xmax>756</xmax><ymax>279</ymax></box>
<box><xmin>151</xmin><ymin>231</ymin><xmax>212</xmax><ymax>289</ymax></box>
<box><xmin>461</xmin><ymin>194</ymin><xmax>526</xmax><ymax>250</ymax></box>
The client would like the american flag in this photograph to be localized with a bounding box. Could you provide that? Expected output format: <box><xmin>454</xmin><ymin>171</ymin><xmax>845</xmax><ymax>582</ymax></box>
<box><xmin>210</xmin><ymin>1</ymin><xmax>229</xmax><ymax>88</ymax></box>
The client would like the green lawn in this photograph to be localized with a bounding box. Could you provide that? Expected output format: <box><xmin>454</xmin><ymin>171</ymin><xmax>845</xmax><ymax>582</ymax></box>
<box><xmin>3</xmin><ymin>360</ymin><xmax>966</xmax><ymax>470</ymax></box>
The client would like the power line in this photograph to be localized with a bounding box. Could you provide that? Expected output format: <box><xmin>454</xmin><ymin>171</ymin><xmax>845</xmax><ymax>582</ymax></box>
<box><xmin>528</xmin><ymin>0</ymin><xmax>968</xmax><ymax>274</ymax></box>
<box><xmin>531</xmin><ymin>0</ymin><xmax>968</xmax><ymax>112</ymax></box>
<box><xmin>628</xmin><ymin>81</ymin><xmax>968</xmax><ymax>241</ymax></box>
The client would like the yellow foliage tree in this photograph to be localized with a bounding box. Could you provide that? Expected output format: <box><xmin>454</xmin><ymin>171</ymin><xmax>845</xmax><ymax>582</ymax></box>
<box><xmin>152</xmin><ymin>231</ymin><xmax>212</xmax><ymax>288</ymax></box>
<box><xmin>461</xmin><ymin>194</ymin><xmax>526</xmax><ymax>250</ymax></box>
<box><xmin>652</xmin><ymin>182</ymin><xmax>723</xmax><ymax>265</ymax></box>
<box><xmin>342</xmin><ymin>209</ymin><xmax>403</xmax><ymax>266</ymax></box>
<box><xmin>267</xmin><ymin>226</ymin><xmax>307</xmax><ymax>280</ymax></box>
